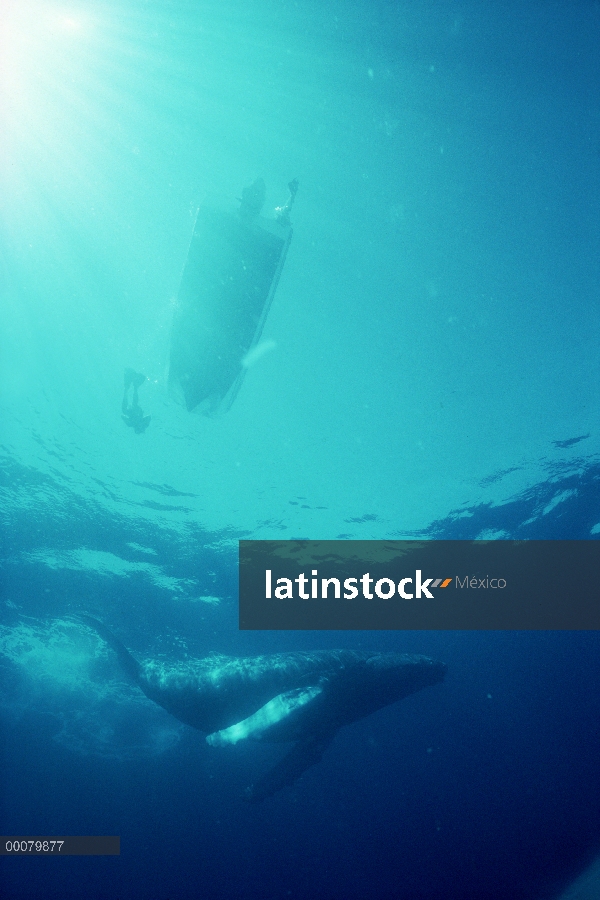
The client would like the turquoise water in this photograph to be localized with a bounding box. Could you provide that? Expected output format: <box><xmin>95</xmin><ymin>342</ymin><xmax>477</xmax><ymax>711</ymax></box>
<box><xmin>3</xmin><ymin>0</ymin><xmax>599</xmax><ymax>542</ymax></box>
<box><xmin>1</xmin><ymin>2</ymin><xmax>599</xmax><ymax>898</ymax></box>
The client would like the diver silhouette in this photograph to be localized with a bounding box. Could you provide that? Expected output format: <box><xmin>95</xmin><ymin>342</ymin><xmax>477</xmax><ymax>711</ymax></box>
<box><xmin>122</xmin><ymin>368</ymin><xmax>151</xmax><ymax>434</ymax></box>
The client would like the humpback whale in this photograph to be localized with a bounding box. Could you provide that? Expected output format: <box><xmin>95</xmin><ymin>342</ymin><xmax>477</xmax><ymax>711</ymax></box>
<box><xmin>80</xmin><ymin>617</ymin><xmax>446</xmax><ymax>801</ymax></box>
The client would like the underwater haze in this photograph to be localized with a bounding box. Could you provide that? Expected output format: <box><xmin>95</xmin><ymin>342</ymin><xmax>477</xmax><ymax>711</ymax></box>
<box><xmin>1</xmin><ymin>1</ymin><xmax>600</xmax><ymax>898</ymax></box>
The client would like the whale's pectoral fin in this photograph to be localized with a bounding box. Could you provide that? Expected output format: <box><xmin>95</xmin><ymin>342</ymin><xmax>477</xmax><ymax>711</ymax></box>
<box><xmin>206</xmin><ymin>683</ymin><xmax>324</xmax><ymax>747</ymax></box>
<box><xmin>243</xmin><ymin>730</ymin><xmax>335</xmax><ymax>803</ymax></box>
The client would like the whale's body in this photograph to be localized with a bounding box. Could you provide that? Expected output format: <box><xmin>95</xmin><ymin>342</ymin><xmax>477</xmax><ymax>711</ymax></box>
<box><xmin>82</xmin><ymin>618</ymin><xmax>446</xmax><ymax>801</ymax></box>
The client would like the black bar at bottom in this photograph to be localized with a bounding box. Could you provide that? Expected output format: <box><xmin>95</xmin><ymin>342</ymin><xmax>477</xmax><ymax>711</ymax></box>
<box><xmin>1</xmin><ymin>837</ymin><xmax>120</xmax><ymax>856</ymax></box>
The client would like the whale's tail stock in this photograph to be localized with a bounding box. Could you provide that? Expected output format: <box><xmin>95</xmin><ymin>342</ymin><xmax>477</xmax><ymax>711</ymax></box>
<box><xmin>79</xmin><ymin>615</ymin><xmax>142</xmax><ymax>685</ymax></box>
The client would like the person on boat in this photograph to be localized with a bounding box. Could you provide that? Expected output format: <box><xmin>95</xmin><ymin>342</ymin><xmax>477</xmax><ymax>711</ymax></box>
<box><xmin>122</xmin><ymin>368</ymin><xmax>151</xmax><ymax>434</ymax></box>
<box><xmin>275</xmin><ymin>178</ymin><xmax>299</xmax><ymax>227</ymax></box>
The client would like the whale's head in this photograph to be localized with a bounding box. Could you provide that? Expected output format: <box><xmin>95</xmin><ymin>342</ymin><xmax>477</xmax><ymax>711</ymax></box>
<box><xmin>359</xmin><ymin>652</ymin><xmax>447</xmax><ymax>705</ymax></box>
<box><xmin>408</xmin><ymin>653</ymin><xmax>448</xmax><ymax>687</ymax></box>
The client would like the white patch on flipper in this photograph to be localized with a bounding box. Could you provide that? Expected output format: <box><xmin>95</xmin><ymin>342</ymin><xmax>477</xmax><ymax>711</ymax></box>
<box><xmin>206</xmin><ymin>684</ymin><xmax>323</xmax><ymax>746</ymax></box>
